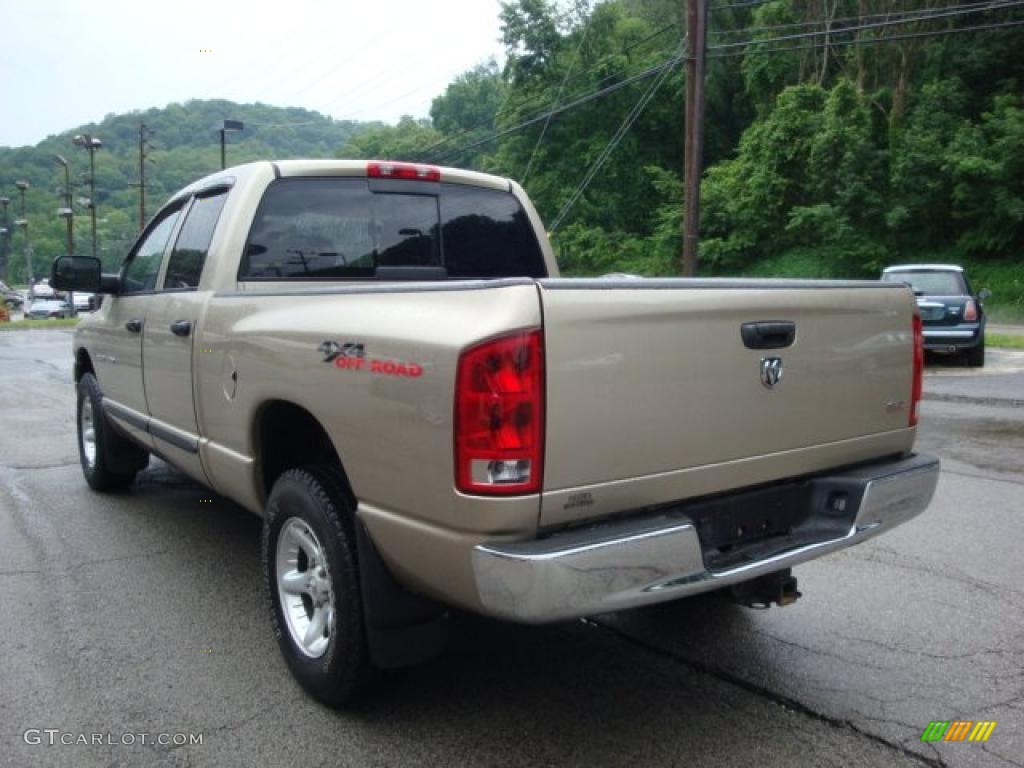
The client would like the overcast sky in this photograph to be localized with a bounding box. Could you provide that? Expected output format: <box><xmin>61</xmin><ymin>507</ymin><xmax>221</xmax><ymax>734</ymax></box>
<box><xmin>0</xmin><ymin>0</ymin><xmax>507</xmax><ymax>147</ymax></box>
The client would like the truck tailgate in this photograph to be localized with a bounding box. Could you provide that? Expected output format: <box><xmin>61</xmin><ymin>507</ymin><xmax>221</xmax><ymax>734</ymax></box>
<box><xmin>538</xmin><ymin>279</ymin><xmax>917</xmax><ymax>527</ymax></box>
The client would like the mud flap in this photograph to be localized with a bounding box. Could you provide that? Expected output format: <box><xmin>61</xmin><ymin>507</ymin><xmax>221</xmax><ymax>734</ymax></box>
<box><xmin>355</xmin><ymin>522</ymin><xmax>449</xmax><ymax>669</ymax></box>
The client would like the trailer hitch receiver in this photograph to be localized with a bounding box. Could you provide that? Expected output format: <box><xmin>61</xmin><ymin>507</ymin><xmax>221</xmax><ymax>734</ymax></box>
<box><xmin>730</xmin><ymin>569</ymin><xmax>801</xmax><ymax>609</ymax></box>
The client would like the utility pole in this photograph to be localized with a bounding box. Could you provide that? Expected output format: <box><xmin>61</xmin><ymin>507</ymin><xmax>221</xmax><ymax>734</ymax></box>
<box><xmin>681</xmin><ymin>0</ymin><xmax>708</xmax><ymax>277</ymax></box>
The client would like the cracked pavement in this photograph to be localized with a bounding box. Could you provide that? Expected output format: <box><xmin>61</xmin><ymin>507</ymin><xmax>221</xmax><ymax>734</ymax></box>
<box><xmin>1</xmin><ymin>330</ymin><xmax>1021</xmax><ymax>767</ymax></box>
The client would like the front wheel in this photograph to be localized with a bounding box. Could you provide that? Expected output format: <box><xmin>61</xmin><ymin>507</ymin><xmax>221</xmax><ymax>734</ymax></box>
<box><xmin>76</xmin><ymin>373</ymin><xmax>148</xmax><ymax>490</ymax></box>
<box><xmin>263</xmin><ymin>466</ymin><xmax>370</xmax><ymax>707</ymax></box>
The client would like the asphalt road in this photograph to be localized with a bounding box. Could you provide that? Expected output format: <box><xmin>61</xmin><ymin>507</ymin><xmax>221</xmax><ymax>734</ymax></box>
<box><xmin>0</xmin><ymin>330</ymin><xmax>1021</xmax><ymax>768</ymax></box>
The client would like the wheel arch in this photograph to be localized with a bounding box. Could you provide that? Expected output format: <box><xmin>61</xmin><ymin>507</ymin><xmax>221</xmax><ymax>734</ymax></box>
<box><xmin>253</xmin><ymin>399</ymin><xmax>448</xmax><ymax>670</ymax></box>
<box><xmin>252</xmin><ymin>399</ymin><xmax>355</xmax><ymax>507</ymax></box>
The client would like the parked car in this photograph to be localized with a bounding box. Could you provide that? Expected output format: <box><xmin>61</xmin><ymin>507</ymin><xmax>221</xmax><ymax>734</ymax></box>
<box><xmin>1</xmin><ymin>280</ymin><xmax>23</xmax><ymax>308</ymax></box>
<box><xmin>26</xmin><ymin>298</ymin><xmax>73</xmax><ymax>319</ymax></box>
<box><xmin>29</xmin><ymin>279</ymin><xmax>56</xmax><ymax>300</ymax></box>
<box><xmin>73</xmin><ymin>291</ymin><xmax>97</xmax><ymax>312</ymax></box>
<box><xmin>881</xmin><ymin>264</ymin><xmax>989</xmax><ymax>366</ymax></box>
<box><xmin>53</xmin><ymin>159</ymin><xmax>939</xmax><ymax>707</ymax></box>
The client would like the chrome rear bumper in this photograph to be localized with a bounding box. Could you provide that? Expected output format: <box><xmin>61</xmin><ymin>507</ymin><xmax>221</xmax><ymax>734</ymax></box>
<box><xmin>472</xmin><ymin>454</ymin><xmax>939</xmax><ymax>623</ymax></box>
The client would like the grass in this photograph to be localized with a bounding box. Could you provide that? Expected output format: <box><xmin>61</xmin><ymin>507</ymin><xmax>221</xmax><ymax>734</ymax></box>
<box><xmin>0</xmin><ymin>318</ymin><xmax>80</xmax><ymax>331</ymax></box>
<box><xmin>987</xmin><ymin>333</ymin><xmax>1024</xmax><ymax>349</ymax></box>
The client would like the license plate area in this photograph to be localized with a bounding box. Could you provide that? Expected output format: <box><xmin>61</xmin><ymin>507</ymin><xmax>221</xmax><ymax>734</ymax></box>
<box><xmin>680</xmin><ymin>475</ymin><xmax>864</xmax><ymax>571</ymax></box>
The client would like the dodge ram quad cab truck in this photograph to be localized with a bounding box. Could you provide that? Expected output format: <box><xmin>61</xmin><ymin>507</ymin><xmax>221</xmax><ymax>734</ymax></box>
<box><xmin>53</xmin><ymin>159</ymin><xmax>940</xmax><ymax>706</ymax></box>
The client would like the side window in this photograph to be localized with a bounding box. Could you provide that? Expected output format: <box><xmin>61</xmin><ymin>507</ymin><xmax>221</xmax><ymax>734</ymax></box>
<box><xmin>122</xmin><ymin>208</ymin><xmax>182</xmax><ymax>293</ymax></box>
<box><xmin>163</xmin><ymin>190</ymin><xmax>229</xmax><ymax>290</ymax></box>
<box><xmin>440</xmin><ymin>185</ymin><xmax>547</xmax><ymax>278</ymax></box>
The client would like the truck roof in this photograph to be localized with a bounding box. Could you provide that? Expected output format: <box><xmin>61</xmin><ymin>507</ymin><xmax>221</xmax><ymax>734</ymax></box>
<box><xmin>169</xmin><ymin>159</ymin><xmax>512</xmax><ymax>204</ymax></box>
<box><xmin>882</xmin><ymin>264</ymin><xmax>964</xmax><ymax>273</ymax></box>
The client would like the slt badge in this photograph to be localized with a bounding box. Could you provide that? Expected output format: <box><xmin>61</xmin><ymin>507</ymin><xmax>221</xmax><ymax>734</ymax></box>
<box><xmin>760</xmin><ymin>356</ymin><xmax>783</xmax><ymax>389</ymax></box>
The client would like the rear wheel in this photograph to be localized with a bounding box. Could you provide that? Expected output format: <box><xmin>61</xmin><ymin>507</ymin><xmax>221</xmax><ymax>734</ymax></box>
<box><xmin>263</xmin><ymin>466</ymin><xmax>370</xmax><ymax>707</ymax></box>
<box><xmin>76</xmin><ymin>373</ymin><xmax>148</xmax><ymax>490</ymax></box>
<box><xmin>966</xmin><ymin>339</ymin><xmax>985</xmax><ymax>367</ymax></box>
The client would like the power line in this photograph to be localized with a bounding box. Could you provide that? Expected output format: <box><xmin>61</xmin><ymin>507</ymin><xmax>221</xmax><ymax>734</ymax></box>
<box><xmin>709</xmin><ymin>0</ymin><xmax>1009</xmax><ymax>36</ymax></box>
<box><xmin>523</xmin><ymin>16</ymin><xmax>593</xmax><ymax>184</ymax></box>
<box><xmin>331</xmin><ymin>75</ymin><xmax>455</xmax><ymax>121</ymax></box>
<box><xmin>435</xmin><ymin>54</ymin><xmax>684</xmax><ymax>164</ymax></box>
<box><xmin>711</xmin><ymin>0</ymin><xmax>774</xmax><ymax>11</ymax></box>
<box><xmin>431</xmin><ymin>0</ymin><xmax>1010</xmax><ymax>164</ymax></box>
<box><xmin>434</xmin><ymin>7</ymin><xmax>1022</xmax><ymax>168</ymax></box>
<box><xmin>709</xmin><ymin>0</ymin><xmax>1023</xmax><ymax>50</ymax></box>
<box><xmin>419</xmin><ymin>23</ymin><xmax>678</xmax><ymax>160</ymax></box>
<box><xmin>549</xmin><ymin>47</ymin><xmax>682</xmax><ymax>232</ymax></box>
<box><xmin>709</xmin><ymin>16</ymin><xmax>1024</xmax><ymax>57</ymax></box>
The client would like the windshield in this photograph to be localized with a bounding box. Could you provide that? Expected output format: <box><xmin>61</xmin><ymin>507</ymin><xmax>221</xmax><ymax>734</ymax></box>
<box><xmin>882</xmin><ymin>270</ymin><xmax>966</xmax><ymax>295</ymax></box>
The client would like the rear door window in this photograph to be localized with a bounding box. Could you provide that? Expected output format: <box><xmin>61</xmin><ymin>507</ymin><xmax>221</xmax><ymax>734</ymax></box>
<box><xmin>240</xmin><ymin>178</ymin><xmax>546</xmax><ymax>280</ymax></box>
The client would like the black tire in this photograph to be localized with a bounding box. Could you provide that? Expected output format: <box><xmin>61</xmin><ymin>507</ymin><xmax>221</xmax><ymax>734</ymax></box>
<box><xmin>263</xmin><ymin>466</ymin><xmax>370</xmax><ymax>707</ymax></box>
<box><xmin>966</xmin><ymin>339</ymin><xmax>985</xmax><ymax>367</ymax></box>
<box><xmin>76</xmin><ymin>373</ymin><xmax>148</xmax><ymax>490</ymax></box>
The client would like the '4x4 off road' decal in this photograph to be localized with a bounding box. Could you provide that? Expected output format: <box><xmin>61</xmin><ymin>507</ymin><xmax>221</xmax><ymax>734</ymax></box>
<box><xmin>318</xmin><ymin>341</ymin><xmax>423</xmax><ymax>378</ymax></box>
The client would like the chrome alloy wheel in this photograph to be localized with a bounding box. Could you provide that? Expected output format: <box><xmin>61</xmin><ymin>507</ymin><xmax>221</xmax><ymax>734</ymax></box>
<box><xmin>275</xmin><ymin>518</ymin><xmax>334</xmax><ymax>658</ymax></box>
<box><xmin>80</xmin><ymin>397</ymin><xmax>97</xmax><ymax>468</ymax></box>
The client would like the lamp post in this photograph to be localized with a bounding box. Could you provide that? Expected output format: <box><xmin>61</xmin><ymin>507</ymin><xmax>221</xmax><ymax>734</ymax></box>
<box><xmin>0</xmin><ymin>196</ymin><xmax>9</xmax><ymax>281</ymax></box>
<box><xmin>55</xmin><ymin>156</ymin><xmax>77</xmax><ymax>315</ymax></box>
<box><xmin>72</xmin><ymin>134</ymin><xmax>102</xmax><ymax>260</ymax></box>
<box><xmin>54</xmin><ymin>155</ymin><xmax>75</xmax><ymax>256</ymax></box>
<box><xmin>14</xmin><ymin>181</ymin><xmax>33</xmax><ymax>284</ymax></box>
<box><xmin>14</xmin><ymin>219</ymin><xmax>33</xmax><ymax>285</ymax></box>
<box><xmin>219</xmin><ymin>119</ymin><xmax>243</xmax><ymax>170</ymax></box>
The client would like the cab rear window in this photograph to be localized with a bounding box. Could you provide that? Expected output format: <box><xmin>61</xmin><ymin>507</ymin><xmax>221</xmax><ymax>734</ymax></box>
<box><xmin>239</xmin><ymin>178</ymin><xmax>547</xmax><ymax>280</ymax></box>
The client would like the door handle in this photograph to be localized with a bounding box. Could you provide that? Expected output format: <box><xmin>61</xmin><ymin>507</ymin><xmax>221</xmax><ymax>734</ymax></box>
<box><xmin>170</xmin><ymin>320</ymin><xmax>192</xmax><ymax>337</ymax></box>
<box><xmin>741</xmin><ymin>321</ymin><xmax>796</xmax><ymax>350</ymax></box>
<box><xmin>125</xmin><ymin>318</ymin><xmax>143</xmax><ymax>333</ymax></box>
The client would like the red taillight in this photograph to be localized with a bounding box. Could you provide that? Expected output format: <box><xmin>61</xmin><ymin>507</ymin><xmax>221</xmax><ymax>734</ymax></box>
<box><xmin>367</xmin><ymin>161</ymin><xmax>441</xmax><ymax>182</ymax></box>
<box><xmin>911</xmin><ymin>314</ymin><xmax>924</xmax><ymax>426</ymax></box>
<box><xmin>455</xmin><ymin>330</ymin><xmax>544</xmax><ymax>495</ymax></box>
<box><xmin>963</xmin><ymin>299</ymin><xmax>978</xmax><ymax>322</ymax></box>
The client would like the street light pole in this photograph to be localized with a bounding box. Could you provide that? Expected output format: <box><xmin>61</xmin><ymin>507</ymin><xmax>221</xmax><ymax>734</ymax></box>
<box><xmin>0</xmin><ymin>197</ymin><xmax>9</xmax><ymax>281</ymax></box>
<box><xmin>54</xmin><ymin>156</ymin><xmax>74</xmax><ymax>256</ymax></box>
<box><xmin>73</xmin><ymin>134</ymin><xmax>102</xmax><ymax>260</ymax></box>
<box><xmin>54</xmin><ymin>155</ymin><xmax>77</xmax><ymax>317</ymax></box>
<box><xmin>15</xmin><ymin>181</ymin><xmax>34</xmax><ymax>284</ymax></box>
<box><xmin>219</xmin><ymin>119</ymin><xmax>243</xmax><ymax>170</ymax></box>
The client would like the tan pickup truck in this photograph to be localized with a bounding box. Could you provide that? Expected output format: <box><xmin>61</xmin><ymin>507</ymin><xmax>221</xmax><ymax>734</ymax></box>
<box><xmin>52</xmin><ymin>159</ymin><xmax>939</xmax><ymax>706</ymax></box>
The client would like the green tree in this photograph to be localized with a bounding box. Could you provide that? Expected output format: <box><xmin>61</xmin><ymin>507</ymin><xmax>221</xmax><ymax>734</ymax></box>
<box><xmin>338</xmin><ymin>116</ymin><xmax>443</xmax><ymax>160</ymax></box>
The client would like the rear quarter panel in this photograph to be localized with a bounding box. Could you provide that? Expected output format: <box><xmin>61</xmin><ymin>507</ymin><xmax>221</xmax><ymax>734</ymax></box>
<box><xmin>194</xmin><ymin>282</ymin><xmax>544</xmax><ymax>538</ymax></box>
